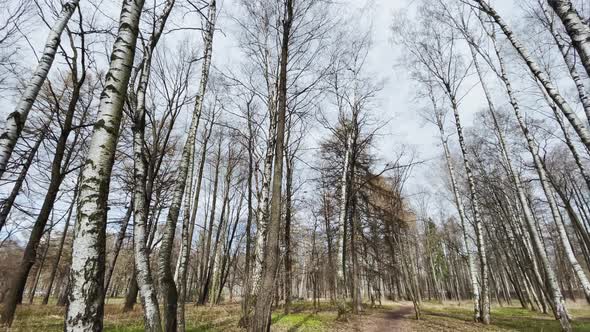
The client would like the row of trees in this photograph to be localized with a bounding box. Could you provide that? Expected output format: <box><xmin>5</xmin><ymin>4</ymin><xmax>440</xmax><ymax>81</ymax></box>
<box><xmin>0</xmin><ymin>0</ymin><xmax>589</xmax><ymax>331</ymax></box>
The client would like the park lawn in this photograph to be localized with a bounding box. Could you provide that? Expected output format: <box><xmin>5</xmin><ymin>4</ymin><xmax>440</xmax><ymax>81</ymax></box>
<box><xmin>4</xmin><ymin>299</ymin><xmax>590</xmax><ymax>331</ymax></box>
<box><xmin>418</xmin><ymin>301</ymin><xmax>590</xmax><ymax>331</ymax></box>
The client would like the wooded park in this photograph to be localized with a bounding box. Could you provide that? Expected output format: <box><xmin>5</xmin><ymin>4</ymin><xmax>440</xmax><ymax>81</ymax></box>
<box><xmin>1</xmin><ymin>0</ymin><xmax>590</xmax><ymax>331</ymax></box>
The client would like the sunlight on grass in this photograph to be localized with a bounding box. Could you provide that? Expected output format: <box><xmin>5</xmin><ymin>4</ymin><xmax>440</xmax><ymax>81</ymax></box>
<box><xmin>5</xmin><ymin>299</ymin><xmax>590</xmax><ymax>331</ymax></box>
<box><xmin>271</xmin><ymin>311</ymin><xmax>336</xmax><ymax>331</ymax></box>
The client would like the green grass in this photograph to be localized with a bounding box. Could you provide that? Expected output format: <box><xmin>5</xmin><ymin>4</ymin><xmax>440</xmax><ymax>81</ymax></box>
<box><xmin>5</xmin><ymin>302</ymin><xmax>243</xmax><ymax>332</ymax></box>
<box><xmin>419</xmin><ymin>302</ymin><xmax>590</xmax><ymax>332</ymax></box>
<box><xmin>271</xmin><ymin>312</ymin><xmax>331</xmax><ymax>331</ymax></box>
<box><xmin>5</xmin><ymin>299</ymin><xmax>590</xmax><ymax>331</ymax></box>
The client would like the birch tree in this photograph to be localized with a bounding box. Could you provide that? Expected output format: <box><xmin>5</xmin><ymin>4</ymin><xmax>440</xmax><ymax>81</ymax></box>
<box><xmin>395</xmin><ymin>8</ymin><xmax>491</xmax><ymax>323</ymax></box>
<box><xmin>250</xmin><ymin>0</ymin><xmax>293</xmax><ymax>329</ymax></box>
<box><xmin>158</xmin><ymin>1</ymin><xmax>216</xmax><ymax>329</ymax></box>
<box><xmin>427</xmin><ymin>89</ymin><xmax>481</xmax><ymax>321</ymax></box>
<box><xmin>1</xmin><ymin>24</ymin><xmax>89</xmax><ymax>325</ymax></box>
<box><xmin>548</xmin><ymin>0</ymin><xmax>590</xmax><ymax>77</ymax></box>
<box><xmin>473</xmin><ymin>0</ymin><xmax>590</xmax><ymax>153</ymax></box>
<box><xmin>65</xmin><ymin>0</ymin><xmax>146</xmax><ymax>330</ymax></box>
<box><xmin>482</xmin><ymin>20</ymin><xmax>572</xmax><ymax>331</ymax></box>
<box><xmin>130</xmin><ymin>1</ymin><xmax>175</xmax><ymax>330</ymax></box>
<box><xmin>0</xmin><ymin>0</ymin><xmax>79</xmax><ymax>179</ymax></box>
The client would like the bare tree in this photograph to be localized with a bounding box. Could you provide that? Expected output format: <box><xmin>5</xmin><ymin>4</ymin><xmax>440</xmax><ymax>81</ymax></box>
<box><xmin>65</xmin><ymin>0</ymin><xmax>146</xmax><ymax>329</ymax></box>
<box><xmin>0</xmin><ymin>0</ymin><xmax>79</xmax><ymax>179</ymax></box>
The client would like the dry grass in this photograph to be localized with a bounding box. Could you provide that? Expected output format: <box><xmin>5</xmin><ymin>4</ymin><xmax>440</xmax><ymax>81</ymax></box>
<box><xmin>3</xmin><ymin>299</ymin><xmax>590</xmax><ymax>331</ymax></box>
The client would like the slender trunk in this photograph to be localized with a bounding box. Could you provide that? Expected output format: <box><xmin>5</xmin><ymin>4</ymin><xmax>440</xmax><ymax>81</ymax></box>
<box><xmin>0</xmin><ymin>132</ymin><xmax>44</xmax><ymax>233</ymax></box>
<box><xmin>283</xmin><ymin>146</ymin><xmax>293</xmax><ymax>315</ymax></box>
<box><xmin>42</xmin><ymin>187</ymin><xmax>79</xmax><ymax>305</ymax></box>
<box><xmin>177</xmin><ymin>118</ymin><xmax>213</xmax><ymax>331</ymax></box>
<box><xmin>541</xmin><ymin>6</ymin><xmax>590</xmax><ymax>125</ymax></box>
<box><xmin>204</xmin><ymin>157</ymin><xmax>234</xmax><ymax>305</ymax></box>
<box><xmin>199</xmin><ymin>140</ymin><xmax>222</xmax><ymax>305</ymax></box>
<box><xmin>430</xmin><ymin>90</ymin><xmax>481</xmax><ymax>322</ymax></box>
<box><xmin>252</xmin><ymin>107</ymin><xmax>277</xmax><ymax>292</ymax></box>
<box><xmin>65</xmin><ymin>0</ymin><xmax>145</xmax><ymax>330</ymax></box>
<box><xmin>539</xmin><ymin>160</ymin><xmax>590</xmax><ymax>303</ymax></box>
<box><xmin>240</xmin><ymin>102</ymin><xmax>256</xmax><ymax>327</ymax></box>
<box><xmin>489</xmin><ymin>30</ymin><xmax>571</xmax><ymax>330</ymax></box>
<box><xmin>130</xmin><ymin>2</ymin><xmax>175</xmax><ymax>331</ymax></box>
<box><xmin>2</xmin><ymin>39</ymin><xmax>85</xmax><ymax>326</ymax></box>
<box><xmin>158</xmin><ymin>2</ymin><xmax>215</xmax><ymax>330</ymax></box>
<box><xmin>548</xmin><ymin>0</ymin><xmax>590</xmax><ymax>78</ymax></box>
<box><xmin>250</xmin><ymin>1</ymin><xmax>292</xmax><ymax>330</ymax></box>
<box><xmin>448</xmin><ymin>94</ymin><xmax>490</xmax><ymax>324</ymax></box>
<box><xmin>104</xmin><ymin>201</ymin><xmax>133</xmax><ymax>294</ymax></box>
<box><xmin>29</xmin><ymin>229</ymin><xmax>51</xmax><ymax>304</ymax></box>
<box><xmin>209</xmin><ymin>182</ymin><xmax>232</xmax><ymax>305</ymax></box>
<box><xmin>0</xmin><ymin>0</ymin><xmax>79</xmax><ymax>178</ymax></box>
<box><xmin>336</xmin><ymin>133</ymin><xmax>351</xmax><ymax>299</ymax></box>
<box><xmin>476</xmin><ymin>0</ymin><xmax>590</xmax><ymax>152</ymax></box>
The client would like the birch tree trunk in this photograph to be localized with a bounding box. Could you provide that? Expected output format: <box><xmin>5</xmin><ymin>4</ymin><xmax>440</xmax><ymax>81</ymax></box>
<box><xmin>284</xmin><ymin>142</ymin><xmax>294</xmax><ymax>315</ymax></box>
<box><xmin>475</xmin><ymin>0</ymin><xmax>590</xmax><ymax>152</ymax></box>
<box><xmin>0</xmin><ymin>0</ymin><xmax>79</xmax><ymax>179</ymax></box>
<box><xmin>252</xmin><ymin>106</ymin><xmax>276</xmax><ymax>292</ymax></box>
<box><xmin>471</xmin><ymin>37</ymin><xmax>583</xmax><ymax>322</ymax></box>
<box><xmin>0</xmin><ymin>131</ymin><xmax>44</xmax><ymax>233</ymax></box>
<box><xmin>489</xmin><ymin>30</ymin><xmax>572</xmax><ymax>331</ymax></box>
<box><xmin>199</xmin><ymin>140</ymin><xmax>222</xmax><ymax>305</ymax></box>
<box><xmin>158</xmin><ymin>1</ymin><xmax>215</xmax><ymax>330</ymax></box>
<box><xmin>177</xmin><ymin>118</ymin><xmax>213</xmax><ymax>332</ymax></box>
<box><xmin>548</xmin><ymin>0</ymin><xmax>590</xmax><ymax>78</ymax></box>
<box><xmin>240</xmin><ymin>101</ymin><xmax>256</xmax><ymax>327</ymax></box>
<box><xmin>65</xmin><ymin>0</ymin><xmax>145</xmax><ymax>330</ymax></box>
<box><xmin>540</xmin><ymin>6</ymin><xmax>590</xmax><ymax>125</ymax></box>
<box><xmin>336</xmin><ymin>133</ymin><xmax>351</xmax><ymax>298</ymax></box>
<box><xmin>448</xmin><ymin>94</ymin><xmax>490</xmax><ymax>324</ymax></box>
<box><xmin>130</xmin><ymin>1</ymin><xmax>175</xmax><ymax>331</ymax></box>
<box><xmin>250</xmin><ymin>0</ymin><xmax>292</xmax><ymax>330</ymax></box>
<box><xmin>431</xmin><ymin>93</ymin><xmax>481</xmax><ymax>321</ymax></box>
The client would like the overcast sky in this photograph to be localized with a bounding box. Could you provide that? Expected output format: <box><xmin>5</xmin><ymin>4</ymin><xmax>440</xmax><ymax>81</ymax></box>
<box><xmin>0</xmin><ymin>0</ymin><xmax>525</xmax><ymax>231</ymax></box>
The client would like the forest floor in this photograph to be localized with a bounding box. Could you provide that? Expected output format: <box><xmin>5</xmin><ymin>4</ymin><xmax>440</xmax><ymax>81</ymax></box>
<box><xmin>4</xmin><ymin>298</ymin><xmax>590</xmax><ymax>331</ymax></box>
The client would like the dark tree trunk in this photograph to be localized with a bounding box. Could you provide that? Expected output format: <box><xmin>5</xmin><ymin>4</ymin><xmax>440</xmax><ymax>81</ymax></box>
<box><xmin>249</xmin><ymin>1</ymin><xmax>293</xmax><ymax>330</ymax></box>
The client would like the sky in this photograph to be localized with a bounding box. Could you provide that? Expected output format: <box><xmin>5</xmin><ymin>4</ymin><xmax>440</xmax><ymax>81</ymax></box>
<box><xmin>252</xmin><ymin>0</ymin><xmax>516</xmax><ymax>211</ymax></box>
<box><xmin>0</xmin><ymin>0</ymin><xmax>525</xmax><ymax>239</ymax></box>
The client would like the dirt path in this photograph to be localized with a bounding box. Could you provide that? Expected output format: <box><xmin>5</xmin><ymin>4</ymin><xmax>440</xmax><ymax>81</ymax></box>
<box><xmin>354</xmin><ymin>305</ymin><xmax>415</xmax><ymax>331</ymax></box>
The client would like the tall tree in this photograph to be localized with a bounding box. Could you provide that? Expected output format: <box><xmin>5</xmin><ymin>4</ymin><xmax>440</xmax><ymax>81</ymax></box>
<box><xmin>250</xmin><ymin>0</ymin><xmax>293</xmax><ymax>330</ymax></box>
<box><xmin>548</xmin><ymin>0</ymin><xmax>590</xmax><ymax>77</ymax></box>
<box><xmin>158</xmin><ymin>1</ymin><xmax>216</xmax><ymax>330</ymax></box>
<box><xmin>0</xmin><ymin>0</ymin><xmax>79</xmax><ymax>179</ymax></box>
<box><xmin>130</xmin><ymin>1</ymin><xmax>176</xmax><ymax>330</ymax></box>
<box><xmin>65</xmin><ymin>0</ymin><xmax>146</xmax><ymax>330</ymax></box>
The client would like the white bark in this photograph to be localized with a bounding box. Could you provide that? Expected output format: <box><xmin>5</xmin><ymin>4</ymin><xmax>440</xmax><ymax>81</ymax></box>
<box><xmin>541</xmin><ymin>6</ymin><xmax>590</xmax><ymax>125</ymax></box>
<box><xmin>548</xmin><ymin>0</ymin><xmax>590</xmax><ymax>78</ymax></box>
<box><xmin>129</xmin><ymin>2</ymin><xmax>175</xmax><ymax>330</ymax></box>
<box><xmin>534</xmin><ymin>85</ymin><xmax>590</xmax><ymax>303</ymax></box>
<box><xmin>336</xmin><ymin>133</ymin><xmax>351</xmax><ymax>285</ymax></box>
<box><xmin>490</xmin><ymin>32</ymin><xmax>571</xmax><ymax>331</ymax></box>
<box><xmin>251</xmin><ymin>106</ymin><xmax>276</xmax><ymax>292</ymax></box>
<box><xmin>0</xmin><ymin>0</ymin><xmax>79</xmax><ymax>179</ymax></box>
<box><xmin>448</xmin><ymin>94</ymin><xmax>490</xmax><ymax>324</ymax></box>
<box><xmin>476</xmin><ymin>0</ymin><xmax>590</xmax><ymax>152</ymax></box>
<box><xmin>158</xmin><ymin>1</ymin><xmax>216</xmax><ymax>329</ymax></box>
<box><xmin>65</xmin><ymin>0</ymin><xmax>145</xmax><ymax>331</ymax></box>
<box><xmin>178</xmin><ymin>117</ymin><xmax>213</xmax><ymax>331</ymax></box>
<box><xmin>433</xmin><ymin>104</ymin><xmax>481</xmax><ymax>321</ymax></box>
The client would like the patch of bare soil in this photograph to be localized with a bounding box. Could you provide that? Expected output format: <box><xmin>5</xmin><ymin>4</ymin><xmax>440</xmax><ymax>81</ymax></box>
<box><xmin>341</xmin><ymin>305</ymin><xmax>416</xmax><ymax>331</ymax></box>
